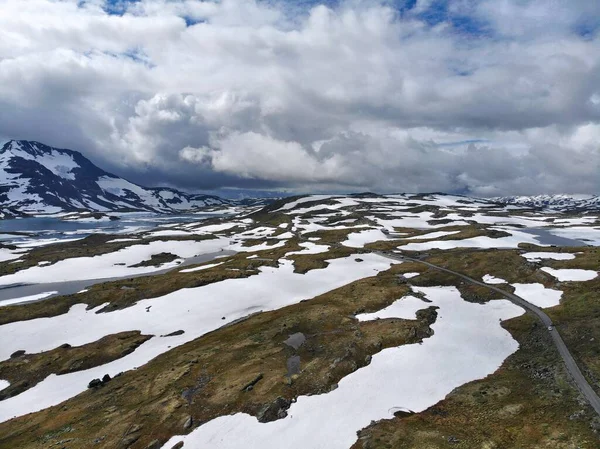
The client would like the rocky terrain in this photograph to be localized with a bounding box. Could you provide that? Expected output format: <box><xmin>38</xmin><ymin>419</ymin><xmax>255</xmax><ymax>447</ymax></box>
<box><xmin>0</xmin><ymin>193</ymin><xmax>599</xmax><ymax>448</ymax></box>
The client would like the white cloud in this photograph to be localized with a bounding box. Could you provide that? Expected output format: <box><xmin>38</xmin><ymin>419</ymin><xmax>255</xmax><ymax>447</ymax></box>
<box><xmin>0</xmin><ymin>0</ymin><xmax>599</xmax><ymax>195</ymax></box>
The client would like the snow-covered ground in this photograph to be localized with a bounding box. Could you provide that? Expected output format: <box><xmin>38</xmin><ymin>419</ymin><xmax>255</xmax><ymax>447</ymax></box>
<box><xmin>355</xmin><ymin>294</ymin><xmax>430</xmax><ymax>321</ymax></box>
<box><xmin>1</xmin><ymin>192</ymin><xmax>598</xmax><ymax>438</ymax></box>
<box><xmin>483</xmin><ymin>274</ymin><xmax>507</xmax><ymax>284</ymax></box>
<box><xmin>0</xmin><ymin>253</ymin><xmax>393</xmax><ymax>423</ymax></box>
<box><xmin>548</xmin><ymin>227</ymin><xmax>600</xmax><ymax>245</ymax></box>
<box><xmin>405</xmin><ymin>230</ymin><xmax>461</xmax><ymax>240</ymax></box>
<box><xmin>0</xmin><ymin>247</ymin><xmax>25</xmax><ymax>262</ymax></box>
<box><xmin>0</xmin><ymin>238</ymin><xmax>230</xmax><ymax>286</ymax></box>
<box><xmin>179</xmin><ymin>262</ymin><xmax>225</xmax><ymax>273</ymax></box>
<box><xmin>342</xmin><ymin>229</ymin><xmax>388</xmax><ymax>248</ymax></box>
<box><xmin>285</xmin><ymin>242</ymin><xmax>330</xmax><ymax>256</ymax></box>
<box><xmin>512</xmin><ymin>284</ymin><xmax>562</xmax><ymax>308</ymax></box>
<box><xmin>161</xmin><ymin>287</ymin><xmax>524</xmax><ymax>449</ymax></box>
<box><xmin>521</xmin><ymin>252</ymin><xmax>576</xmax><ymax>262</ymax></box>
<box><xmin>0</xmin><ymin>291</ymin><xmax>58</xmax><ymax>307</ymax></box>
<box><xmin>541</xmin><ymin>267</ymin><xmax>598</xmax><ymax>282</ymax></box>
<box><xmin>398</xmin><ymin>228</ymin><xmax>543</xmax><ymax>251</ymax></box>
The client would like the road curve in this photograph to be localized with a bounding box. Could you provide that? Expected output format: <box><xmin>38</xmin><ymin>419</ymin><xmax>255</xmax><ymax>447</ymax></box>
<box><xmin>375</xmin><ymin>250</ymin><xmax>600</xmax><ymax>417</ymax></box>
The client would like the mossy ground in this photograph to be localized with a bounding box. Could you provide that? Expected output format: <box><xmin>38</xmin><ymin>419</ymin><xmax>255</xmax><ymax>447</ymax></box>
<box><xmin>351</xmin><ymin>246</ymin><xmax>600</xmax><ymax>449</ymax></box>
<box><xmin>0</xmin><ymin>269</ymin><xmax>434</xmax><ymax>449</ymax></box>
<box><xmin>1</xmin><ymin>211</ymin><xmax>599</xmax><ymax>449</ymax></box>
<box><xmin>0</xmin><ymin>331</ymin><xmax>151</xmax><ymax>400</ymax></box>
<box><xmin>0</xmin><ymin>234</ymin><xmax>217</xmax><ymax>277</ymax></box>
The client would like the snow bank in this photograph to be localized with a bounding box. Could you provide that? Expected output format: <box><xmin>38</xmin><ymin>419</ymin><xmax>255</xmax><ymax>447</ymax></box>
<box><xmin>356</xmin><ymin>295</ymin><xmax>429</xmax><ymax>321</ymax></box>
<box><xmin>406</xmin><ymin>230</ymin><xmax>461</xmax><ymax>240</ymax></box>
<box><xmin>482</xmin><ymin>274</ymin><xmax>506</xmax><ymax>284</ymax></box>
<box><xmin>0</xmin><ymin>291</ymin><xmax>57</xmax><ymax>307</ymax></box>
<box><xmin>179</xmin><ymin>262</ymin><xmax>224</xmax><ymax>273</ymax></box>
<box><xmin>512</xmin><ymin>283</ymin><xmax>562</xmax><ymax>308</ymax></box>
<box><xmin>0</xmin><ymin>238</ymin><xmax>229</xmax><ymax>285</ymax></box>
<box><xmin>285</xmin><ymin>242</ymin><xmax>330</xmax><ymax>256</ymax></box>
<box><xmin>548</xmin><ymin>227</ymin><xmax>600</xmax><ymax>245</ymax></box>
<box><xmin>541</xmin><ymin>267</ymin><xmax>598</xmax><ymax>282</ymax></box>
<box><xmin>161</xmin><ymin>286</ymin><xmax>523</xmax><ymax>449</ymax></box>
<box><xmin>398</xmin><ymin>229</ymin><xmax>541</xmax><ymax>251</ymax></box>
<box><xmin>0</xmin><ymin>248</ymin><xmax>23</xmax><ymax>262</ymax></box>
<box><xmin>0</xmin><ymin>253</ymin><xmax>393</xmax><ymax>423</ymax></box>
<box><xmin>521</xmin><ymin>252</ymin><xmax>576</xmax><ymax>262</ymax></box>
<box><xmin>342</xmin><ymin>229</ymin><xmax>388</xmax><ymax>248</ymax></box>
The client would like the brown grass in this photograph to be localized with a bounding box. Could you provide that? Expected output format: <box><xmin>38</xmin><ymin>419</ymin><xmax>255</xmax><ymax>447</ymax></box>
<box><xmin>0</xmin><ymin>268</ymin><xmax>435</xmax><ymax>449</ymax></box>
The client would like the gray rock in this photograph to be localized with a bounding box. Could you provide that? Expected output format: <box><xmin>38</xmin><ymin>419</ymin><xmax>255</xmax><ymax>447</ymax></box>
<box><xmin>241</xmin><ymin>373</ymin><xmax>264</xmax><ymax>392</ymax></box>
<box><xmin>88</xmin><ymin>378</ymin><xmax>103</xmax><ymax>389</ymax></box>
<box><xmin>121</xmin><ymin>435</ymin><xmax>139</xmax><ymax>446</ymax></box>
<box><xmin>183</xmin><ymin>416</ymin><xmax>193</xmax><ymax>429</ymax></box>
<box><xmin>127</xmin><ymin>424</ymin><xmax>142</xmax><ymax>435</ymax></box>
<box><xmin>162</xmin><ymin>330</ymin><xmax>185</xmax><ymax>337</ymax></box>
<box><xmin>286</xmin><ymin>356</ymin><xmax>301</xmax><ymax>376</ymax></box>
<box><xmin>284</xmin><ymin>332</ymin><xmax>306</xmax><ymax>350</ymax></box>
<box><xmin>257</xmin><ymin>397</ymin><xmax>292</xmax><ymax>423</ymax></box>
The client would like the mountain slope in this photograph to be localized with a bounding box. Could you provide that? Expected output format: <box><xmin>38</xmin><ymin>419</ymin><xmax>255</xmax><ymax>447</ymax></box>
<box><xmin>492</xmin><ymin>194</ymin><xmax>600</xmax><ymax>212</ymax></box>
<box><xmin>0</xmin><ymin>140</ymin><xmax>229</xmax><ymax>214</ymax></box>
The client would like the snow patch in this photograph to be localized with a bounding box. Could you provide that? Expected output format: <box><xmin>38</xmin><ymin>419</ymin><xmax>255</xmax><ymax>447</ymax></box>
<box><xmin>541</xmin><ymin>267</ymin><xmax>598</xmax><ymax>282</ymax></box>
<box><xmin>512</xmin><ymin>283</ymin><xmax>562</xmax><ymax>308</ymax></box>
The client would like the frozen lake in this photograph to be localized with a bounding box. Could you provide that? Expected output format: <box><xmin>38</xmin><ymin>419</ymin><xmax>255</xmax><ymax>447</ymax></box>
<box><xmin>0</xmin><ymin>212</ymin><xmax>224</xmax><ymax>246</ymax></box>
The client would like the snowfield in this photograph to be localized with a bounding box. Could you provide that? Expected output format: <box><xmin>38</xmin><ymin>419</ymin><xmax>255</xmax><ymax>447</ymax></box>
<box><xmin>0</xmin><ymin>238</ymin><xmax>230</xmax><ymax>286</ymax></box>
<box><xmin>342</xmin><ymin>229</ymin><xmax>389</xmax><ymax>248</ymax></box>
<box><xmin>483</xmin><ymin>274</ymin><xmax>507</xmax><ymax>284</ymax></box>
<box><xmin>541</xmin><ymin>267</ymin><xmax>598</xmax><ymax>282</ymax></box>
<box><xmin>0</xmin><ymin>247</ymin><xmax>25</xmax><ymax>262</ymax></box>
<box><xmin>0</xmin><ymin>253</ymin><xmax>393</xmax><ymax>423</ymax></box>
<box><xmin>179</xmin><ymin>262</ymin><xmax>224</xmax><ymax>273</ymax></box>
<box><xmin>398</xmin><ymin>229</ymin><xmax>543</xmax><ymax>251</ymax></box>
<box><xmin>1</xmin><ymin>191</ymin><xmax>599</xmax><ymax>442</ymax></box>
<box><xmin>548</xmin><ymin>227</ymin><xmax>600</xmax><ymax>245</ymax></box>
<box><xmin>0</xmin><ymin>291</ymin><xmax>58</xmax><ymax>307</ymax></box>
<box><xmin>512</xmin><ymin>283</ymin><xmax>563</xmax><ymax>308</ymax></box>
<box><xmin>161</xmin><ymin>287</ymin><xmax>524</xmax><ymax>449</ymax></box>
<box><xmin>522</xmin><ymin>252</ymin><xmax>576</xmax><ymax>262</ymax></box>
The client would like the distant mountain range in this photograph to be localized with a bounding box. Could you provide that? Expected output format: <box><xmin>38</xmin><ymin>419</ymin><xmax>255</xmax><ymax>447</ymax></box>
<box><xmin>0</xmin><ymin>140</ymin><xmax>230</xmax><ymax>217</ymax></box>
<box><xmin>1</xmin><ymin>140</ymin><xmax>598</xmax><ymax>219</ymax></box>
<box><xmin>492</xmin><ymin>194</ymin><xmax>600</xmax><ymax>212</ymax></box>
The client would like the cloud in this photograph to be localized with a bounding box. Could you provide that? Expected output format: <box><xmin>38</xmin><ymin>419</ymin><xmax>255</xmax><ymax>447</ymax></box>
<box><xmin>0</xmin><ymin>0</ymin><xmax>599</xmax><ymax>195</ymax></box>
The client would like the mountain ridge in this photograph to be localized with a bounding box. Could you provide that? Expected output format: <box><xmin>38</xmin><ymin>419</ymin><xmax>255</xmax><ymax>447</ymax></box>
<box><xmin>491</xmin><ymin>194</ymin><xmax>600</xmax><ymax>211</ymax></box>
<box><xmin>0</xmin><ymin>140</ymin><xmax>229</xmax><ymax>216</ymax></box>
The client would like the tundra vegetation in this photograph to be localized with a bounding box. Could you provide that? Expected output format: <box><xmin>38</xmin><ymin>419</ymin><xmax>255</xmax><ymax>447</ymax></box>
<box><xmin>0</xmin><ymin>194</ymin><xmax>599</xmax><ymax>448</ymax></box>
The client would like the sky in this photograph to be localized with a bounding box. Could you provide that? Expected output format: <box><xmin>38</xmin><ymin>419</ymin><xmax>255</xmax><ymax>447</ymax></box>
<box><xmin>0</xmin><ymin>0</ymin><xmax>599</xmax><ymax>196</ymax></box>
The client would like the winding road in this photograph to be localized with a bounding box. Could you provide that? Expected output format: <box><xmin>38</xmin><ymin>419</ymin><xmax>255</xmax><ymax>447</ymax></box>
<box><xmin>375</xmin><ymin>250</ymin><xmax>600</xmax><ymax>417</ymax></box>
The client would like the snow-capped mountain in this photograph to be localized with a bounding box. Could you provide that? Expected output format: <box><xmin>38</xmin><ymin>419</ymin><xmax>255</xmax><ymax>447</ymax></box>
<box><xmin>492</xmin><ymin>194</ymin><xmax>600</xmax><ymax>212</ymax></box>
<box><xmin>0</xmin><ymin>140</ymin><xmax>229</xmax><ymax>215</ymax></box>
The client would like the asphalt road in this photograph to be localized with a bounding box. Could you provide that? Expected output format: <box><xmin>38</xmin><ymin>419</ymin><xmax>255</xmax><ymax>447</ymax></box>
<box><xmin>375</xmin><ymin>250</ymin><xmax>600</xmax><ymax>417</ymax></box>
